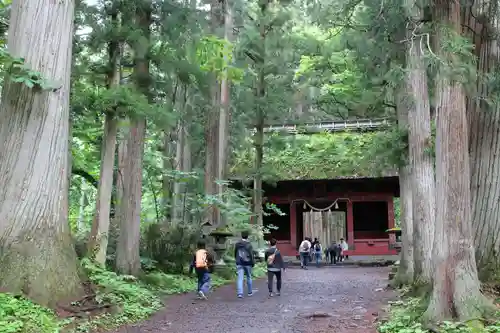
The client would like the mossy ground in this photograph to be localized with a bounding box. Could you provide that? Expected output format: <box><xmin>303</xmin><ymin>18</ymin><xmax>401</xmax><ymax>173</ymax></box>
<box><xmin>0</xmin><ymin>260</ymin><xmax>268</xmax><ymax>333</ymax></box>
<box><xmin>378</xmin><ymin>286</ymin><xmax>500</xmax><ymax>333</ymax></box>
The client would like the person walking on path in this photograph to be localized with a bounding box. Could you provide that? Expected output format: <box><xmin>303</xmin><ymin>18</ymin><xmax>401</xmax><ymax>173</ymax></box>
<box><xmin>265</xmin><ymin>238</ymin><xmax>286</xmax><ymax>297</ymax></box>
<box><xmin>298</xmin><ymin>237</ymin><xmax>312</xmax><ymax>269</ymax></box>
<box><xmin>313</xmin><ymin>240</ymin><xmax>323</xmax><ymax>267</ymax></box>
<box><xmin>189</xmin><ymin>240</ymin><xmax>214</xmax><ymax>300</ymax></box>
<box><xmin>234</xmin><ymin>230</ymin><xmax>255</xmax><ymax>298</ymax></box>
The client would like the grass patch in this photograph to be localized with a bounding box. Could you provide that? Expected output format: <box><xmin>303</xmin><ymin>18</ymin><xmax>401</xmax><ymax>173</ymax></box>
<box><xmin>378</xmin><ymin>293</ymin><xmax>500</xmax><ymax>333</ymax></box>
<box><xmin>0</xmin><ymin>260</ymin><xmax>268</xmax><ymax>333</ymax></box>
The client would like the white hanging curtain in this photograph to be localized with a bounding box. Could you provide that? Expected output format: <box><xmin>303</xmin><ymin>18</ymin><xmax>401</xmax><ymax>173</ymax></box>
<box><xmin>303</xmin><ymin>208</ymin><xmax>346</xmax><ymax>248</ymax></box>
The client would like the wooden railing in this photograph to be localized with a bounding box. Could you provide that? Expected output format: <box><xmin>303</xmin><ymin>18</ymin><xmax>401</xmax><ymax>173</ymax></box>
<box><xmin>253</xmin><ymin>118</ymin><xmax>392</xmax><ymax>135</ymax></box>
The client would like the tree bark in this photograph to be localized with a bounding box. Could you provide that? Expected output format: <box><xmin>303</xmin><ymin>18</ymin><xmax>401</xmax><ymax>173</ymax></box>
<box><xmin>0</xmin><ymin>0</ymin><xmax>83</xmax><ymax>307</ymax></box>
<box><xmin>424</xmin><ymin>0</ymin><xmax>491</xmax><ymax>321</ymax></box>
<box><xmin>89</xmin><ymin>113</ymin><xmax>118</xmax><ymax>263</ymax></box>
<box><xmin>115</xmin><ymin>119</ymin><xmax>145</xmax><ymax>275</ymax></box>
<box><xmin>253</xmin><ymin>1</ymin><xmax>267</xmax><ymax>237</ymax></box>
<box><xmin>204</xmin><ymin>0</ymin><xmax>223</xmax><ymax>227</ymax></box>
<box><xmin>171</xmin><ymin>86</ymin><xmax>191</xmax><ymax>223</ymax></box>
<box><xmin>405</xmin><ymin>1</ymin><xmax>435</xmax><ymax>284</ymax></box>
<box><xmin>78</xmin><ymin>180</ymin><xmax>87</xmax><ymax>232</ymax></box>
<box><xmin>115</xmin><ymin>0</ymin><xmax>151</xmax><ymax>275</ymax></box>
<box><xmin>110</xmin><ymin>127</ymin><xmax>128</xmax><ymax>251</ymax></box>
<box><xmin>217</xmin><ymin>0</ymin><xmax>233</xmax><ymax>226</ymax></box>
<box><xmin>468</xmin><ymin>7</ymin><xmax>500</xmax><ymax>278</ymax></box>
<box><xmin>395</xmin><ymin>92</ymin><xmax>414</xmax><ymax>285</ymax></box>
<box><xmin>162</xmin><ymin>130</ymin><xmax>174</xmax><ymax>219</ymax></box>
<box><xmin>88</xmin><ymin>6</ymin><xmax>121</xmax><ymax>265</ymax></box>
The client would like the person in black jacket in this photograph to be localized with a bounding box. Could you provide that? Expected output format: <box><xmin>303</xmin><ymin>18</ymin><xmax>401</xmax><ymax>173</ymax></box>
<box><xmin>326</xmin><ymin>241</ymin><xmax>341</xmax><ymax>264</ymax></box>
<box><xmin>234</xmin><ymin>230</ymin><xmax>255</xmax><ymax>298</ymax></box>
<box><xmin>265</xmin><ymin>238</ymin><xmax>286</xmax><ymax>297</ymax></box>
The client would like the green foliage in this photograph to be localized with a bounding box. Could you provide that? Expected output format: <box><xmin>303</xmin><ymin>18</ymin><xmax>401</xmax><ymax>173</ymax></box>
<box><xmin>80</xmin><ymin>258</ymin><xmax>162</xmax><ymax>329</ymax></box>
<box><xmin>378</xmin><ymin>297</ymin><xmax>500</xmax><ymax>333</ymax></box>
<box><xmin>393</xmin><ymin>198</ymin><xmax>401</xmax><ymax>228</ymax></box>
<box><xmin>231</xmin><ymin>129</ymin><xmax>407</xmax><ymax>181</ymax></box>
<box><xmin>196</xmin><ymin>35</ymin><xmax>243</xmax><ymax>81</ymax></box>
<box><xmin>0</xmin><ymin>50</ymin><xmax>60</xmax><ymax>90</ymax></box>
<box><xmin>0</xmin><ymin>293</ymin><xmax>60</xmax><ymax>333</ymax></box>
<box><xmin>140</xmin><ymin>223</ymin><xmax>201</xmax><ymax>274</ymax></box>
<box><xmin>431</xmin><ymin>24</ymin><xmax>477</xmax><ymax>87</ymax></box>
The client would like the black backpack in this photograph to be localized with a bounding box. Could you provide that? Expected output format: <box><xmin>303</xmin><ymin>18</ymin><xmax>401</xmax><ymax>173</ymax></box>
<box><xmin>237</xmin><ymin>245</ymin><xmax>251</xmax><ymax>264</ymax></box>
<box><xmin>315</xmin><ymin>243</ymin><xmax>321</xmax><ymax>251</ymax></box>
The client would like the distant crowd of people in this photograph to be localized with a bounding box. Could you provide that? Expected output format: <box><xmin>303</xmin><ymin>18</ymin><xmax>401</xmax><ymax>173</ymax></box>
<box><xmin>298</xmin><ymin>237</ymin><xmax>348</xmax><ymax>268</ymax></box>
<box><xmin>188</xmin><ymin>232</ymin><xmax>349</xmax><ymax>300</ymax></box>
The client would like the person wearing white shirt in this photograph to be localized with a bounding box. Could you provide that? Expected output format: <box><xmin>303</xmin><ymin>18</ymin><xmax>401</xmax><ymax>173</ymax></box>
<box><xmin>340</xmin><ymin>238</ymin><xmax>349</xmax><ymax>261</ymax></box>
<box><xmin>298</xmin><ymin>237</ymin><xmax>312</xmax><ymax>269</ymax></box>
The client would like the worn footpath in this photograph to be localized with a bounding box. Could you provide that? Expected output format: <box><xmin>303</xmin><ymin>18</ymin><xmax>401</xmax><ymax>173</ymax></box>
<box><xmin>111</xmin><ymin>266</ymin><xmax>394</xmax><ymax>333</ymax></box>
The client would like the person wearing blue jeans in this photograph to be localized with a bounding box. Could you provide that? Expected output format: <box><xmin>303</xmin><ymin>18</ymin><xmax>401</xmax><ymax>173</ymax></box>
<box><xmin>234</xmin><ymin>230</ymin><xmax>255</xmax><ymax>298</ymax></box>
<box><xmin>189</xmin><ymin>240</ymin><xmax>214</xmax><ymax>300</ymax></box>
<box><xmin>236</xmin><ymin>265</ymin><xmax>253</xmax><ymax>297</ymax></box>
<box><xmin>196</xmin><ymin>269</ymin><xmax>211</xmax><ymax>298</ymax></box>
<box><xmin>298</xmin><ymin>237</ymin><xmax>312</xmax><ymax>269</ymax></box>
<box><xmin>314</xmin><ymin>241</ymin><xmax>323</xmax><ymax>267</ymax></box>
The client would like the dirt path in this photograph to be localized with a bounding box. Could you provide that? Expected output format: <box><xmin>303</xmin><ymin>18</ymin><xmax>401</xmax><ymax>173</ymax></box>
<box><xmin>111</xmin><ymin>266</ymin><xmax>394</xmax><ymax>333</ymax></box>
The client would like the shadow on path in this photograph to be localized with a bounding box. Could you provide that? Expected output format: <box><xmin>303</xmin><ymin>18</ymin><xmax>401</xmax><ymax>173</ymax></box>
<box><xmin>110</xmin><ymin>266</ymin><xmax>395</xmax><ymax>333</ymax></box>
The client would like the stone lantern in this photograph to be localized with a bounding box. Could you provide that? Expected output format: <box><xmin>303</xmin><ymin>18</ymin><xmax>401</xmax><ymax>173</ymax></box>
<box><xmin>386</xmin><ymin>227</ymin><xmax>402</xmax><ymax>254</ymax></box>
<box><xmin>387</xmin><ymin>227</ymin><xmax>402</xmax><ymax>280</ymax></box>
<box><xmin>209</xmin><ymin>227</ymin><xmax>233</xmax><ymax>266</ymax></box>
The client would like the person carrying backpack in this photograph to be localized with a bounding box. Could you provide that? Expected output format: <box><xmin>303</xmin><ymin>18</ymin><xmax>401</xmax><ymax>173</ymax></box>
<box><xmin>298</xmin><ymin>237</ymin><xmax>311</xmax><ymax>269</ymax></box>
<box><xmin>234</xmin><ymin>230</ymin><xmax>255</xmax><ymax>298</ymax></box>
<box><xmin>189</xmin><ymin>240</ymin><xmax>214</xmax><ymax>300</ymax></box>
<box><xmin>314</xmin><ymin>240</ymin><xmax>323</xmax><ymax>267</ymax></box>
<box><xmin>265</xmin><ymin>238</ymin><xmax>285</xmax><ymax>297</ymax></box>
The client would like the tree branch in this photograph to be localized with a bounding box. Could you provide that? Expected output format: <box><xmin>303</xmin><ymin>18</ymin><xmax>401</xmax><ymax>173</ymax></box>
<box><xmin>72</xmin><ymin>167</ymin><xmax>98</xmax><ymax>188</ymax></box>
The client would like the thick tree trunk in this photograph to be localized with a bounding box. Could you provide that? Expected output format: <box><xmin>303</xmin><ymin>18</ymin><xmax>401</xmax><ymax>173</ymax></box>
<box><xmin>468</xmin><ymin>11</ymin><xmax>500</xmax><ymax>278</ymax></box>
<box><xmin>115</xmin><ymin>119</ymin><xmax>145</xmax><ymax>275</ymax></box>
<box><xmin>171</xmin><ymin>87</ymin><xmax>191</xmax><ymax>223</ymax></box>
<box><xmin>405</xmin><ymin>1</ymin><xmax>435</xmax><ymax>284</ymax></box>
<box><xmin>253</xmin><ymin>120</ymin><xmax>264</xmax><ymax>228</ymax></box>
<box><xmin>0</xmin><ymin>0</ymin><xmax>83</xmax><ymax>307</ymax></box>
<box><xmin>204</xmin><ymin>0</ymin><xmax>223</xmax><ymax>227</ymax></box>
<box><xmin>217</xmin><ymin>0</ymin><xmax>233</xmax><ymax>226</ymax></box>
<box><xmin>115</xmin><ymin>131</ymin><xmax>128</xmax><ymax>220</ymax></box>
<box><xmin>252</xmin><ymin>2</ymin><xmax>267</xmax><ymax>241</ymax></box>
<box><xmin>162</xmin><ymin>130</ymin><xmax>174</xmax><ymax>219</ymax></box>
<box><xmin>109</xmin><ymin>129</ymin><xmax>128</xmax><ymax>252</ymax></box>
<box><xmin>395</xmin><ymin>93</ymin><xmax>414</xmax><ymax>285</ymax></box>
<box><xmin>89</xmin><ymin>113</ymin><xmax>118</xmax><ymax>263</ymax></box>
<box><xmin>88</xmin><ymin>8</ymin><xmax>121</xmax><ymax>264</ymax></box>
<box><xmin>171</xmin><ymin>124</ymin><xmax>183</xmax><ymax>223</ymax></box>
<box><xmin>180</xmin><ymin>116</ymin><xmax>191</xmax><ymax>222</ymax></box>
<box><xmin>396</xmin><ymin>164</ymin><xmax>414</xmax><ymax>285</ymax></box>
<box><xmin>115</xmin><ymin>0</ymin><xmax>151</xmax><ymax>275</ymax></box>
<box><xmin>424</xmin><ymin>0</ymin><xmax>491</xmax><ymax>321</ymax></box>
<box><xmin>204</xmin><ymin>83</ymin><xmax>219</xmax><ymax>226</ymax></box>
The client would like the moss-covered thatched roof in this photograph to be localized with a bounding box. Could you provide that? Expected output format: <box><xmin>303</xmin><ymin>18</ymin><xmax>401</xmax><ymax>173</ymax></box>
<box><xmin>230</xmin><ymin>130</ymin><xmax>404</xmax><ymax>182</ymax></box>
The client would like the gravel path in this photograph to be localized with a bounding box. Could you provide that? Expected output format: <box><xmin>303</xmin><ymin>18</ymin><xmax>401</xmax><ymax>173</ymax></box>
<box><xmin>112</xmin><ymin>266</ymin><xmax>394</xmax><ymax>333</ymax></box>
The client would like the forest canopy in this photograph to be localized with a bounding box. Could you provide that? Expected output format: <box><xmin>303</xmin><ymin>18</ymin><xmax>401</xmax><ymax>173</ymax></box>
<box><xmin>231</xmin><ymin>129</ymin><xmax>405</xmax><ymax>181</ymax></box>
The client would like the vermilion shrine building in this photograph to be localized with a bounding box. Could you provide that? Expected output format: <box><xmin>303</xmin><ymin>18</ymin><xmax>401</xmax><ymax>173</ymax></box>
<box><xmin>261</xmin><ymin>176</ymin><xmax>400</xmax><ymax>257</ymax></box>
<box><xmin>234</xmin><ymin>118</ymin><xmax>400</xmax><ymax>258</ymax></box>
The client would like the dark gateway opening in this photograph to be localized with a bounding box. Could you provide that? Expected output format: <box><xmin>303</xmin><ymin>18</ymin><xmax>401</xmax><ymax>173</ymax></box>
<box><xmin>352</xmin><ymin>201</ymin><xmax>389</xmax><ymax>239</ymax></box>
